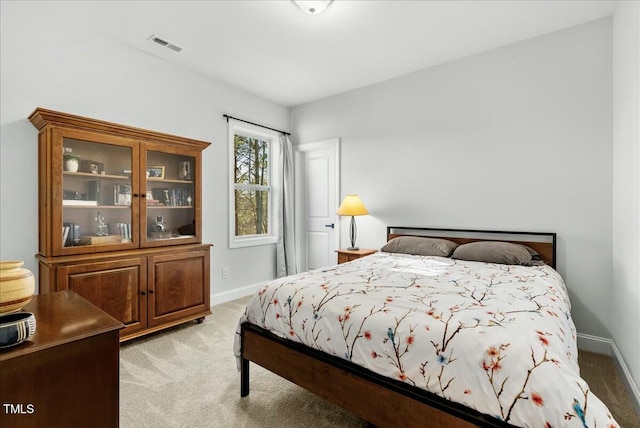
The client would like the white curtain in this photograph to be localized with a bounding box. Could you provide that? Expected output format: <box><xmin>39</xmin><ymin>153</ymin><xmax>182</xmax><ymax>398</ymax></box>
<box><xmin>276</xmin><ymin>135</ymin><xmax>298</xmax><ymax>277</ymax></box>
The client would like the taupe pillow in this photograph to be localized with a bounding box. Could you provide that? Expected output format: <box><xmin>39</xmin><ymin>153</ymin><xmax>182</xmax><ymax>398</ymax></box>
<box><xmin>451</xmin><ymin>241</ymin><xmax>533</xmax><ymax>266</ymax></box>
<box><xmin>523</xmin><ymin>245</ymin><xmax>541</xmax><ymax>260</ymax></box>
<box><xmin>381</xmin><ymin>236</ymin><xmax>459</xmax><ymax>257</ymax></box>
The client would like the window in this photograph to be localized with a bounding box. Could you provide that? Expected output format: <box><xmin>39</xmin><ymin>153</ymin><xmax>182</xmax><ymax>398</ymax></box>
<box><xmin>229</xmin><ymin>122</ymin><xmax>280</xmax><ymax>248</ymax></box>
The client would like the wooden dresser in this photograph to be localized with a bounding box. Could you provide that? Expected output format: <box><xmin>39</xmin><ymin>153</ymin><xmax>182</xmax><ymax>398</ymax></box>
<box><xmin>0</xmin><ymin>291</ymin><xmax>123</xmax><ymax>428</ymax></box>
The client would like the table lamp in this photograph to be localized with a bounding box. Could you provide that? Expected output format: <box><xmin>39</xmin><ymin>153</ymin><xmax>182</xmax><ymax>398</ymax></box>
<box><xmin>337</xmin><ymin>195</ymin><xmax>368</xmax><ymax>250</ymax></box>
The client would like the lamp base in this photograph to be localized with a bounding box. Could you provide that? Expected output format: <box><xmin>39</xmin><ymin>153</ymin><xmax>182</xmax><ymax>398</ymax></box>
<box><xmin>347</xmin><ymin>216</ymin><xmax>359</xmax><ymax>252</ymax></box>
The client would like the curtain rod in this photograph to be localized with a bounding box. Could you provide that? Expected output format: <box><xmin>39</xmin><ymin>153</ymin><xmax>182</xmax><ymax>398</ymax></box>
<box><xmin>223</xmin><ymin>114</ymin><xmax>290</xmax><ymax>136</ymax></box>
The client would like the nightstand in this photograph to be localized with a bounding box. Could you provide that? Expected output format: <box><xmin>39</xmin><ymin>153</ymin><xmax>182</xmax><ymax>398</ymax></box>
<box><xmin>336</xmin><ymin>248</ymin><xmax>377</xmax><ymax>264</ymax></box>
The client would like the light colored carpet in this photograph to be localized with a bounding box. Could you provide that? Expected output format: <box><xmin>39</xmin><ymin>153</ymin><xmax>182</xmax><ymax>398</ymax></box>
<box><xmin>120</xmin><ymin>296</ymin><xmax>364</xmax><ymax>428</ymax></box>
<box><xmin>120</xmin><ymin>297</ymin><xmax>639</xmax><ymax>428</ymax></box>
<box><xmin>577</xmin><ymin>350</ymin><xmax>640</xmax><ymax>428</ymax></box>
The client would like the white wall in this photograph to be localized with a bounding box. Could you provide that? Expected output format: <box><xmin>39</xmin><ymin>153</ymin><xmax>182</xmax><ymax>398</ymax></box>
<box><xmin>612</xmin><ymin>1</ymin><xmax>640</xmax><ymax>393</ymax></box>
<box><xmin>291</xmin><ymin>19</ymin><xmax>614</xmax><ymax>339</ymax></box>
<box><xmin>0</xmin><ymin>2</ymin><xmax>287</xmax><ymax>301</ymax></box>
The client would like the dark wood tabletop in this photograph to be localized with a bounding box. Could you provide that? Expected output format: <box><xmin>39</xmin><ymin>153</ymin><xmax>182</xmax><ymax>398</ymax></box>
<box><xmin>0</xmin><ymin>290</ymin><xmax>123</xmax><ymax>361</ymax></box>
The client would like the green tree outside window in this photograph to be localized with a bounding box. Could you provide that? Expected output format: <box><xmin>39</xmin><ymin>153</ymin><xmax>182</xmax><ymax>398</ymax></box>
<box><xmin>234</xmin><ymin>134</ymin><xmax>270</xmax><ymax>236</ymax></box>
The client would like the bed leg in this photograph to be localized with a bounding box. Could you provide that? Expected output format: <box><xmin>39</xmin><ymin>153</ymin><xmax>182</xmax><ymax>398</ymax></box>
<box><xmin>240</xmin><ymin>357</ymin><xmax>250</xmax><ymax>397</ymax></box>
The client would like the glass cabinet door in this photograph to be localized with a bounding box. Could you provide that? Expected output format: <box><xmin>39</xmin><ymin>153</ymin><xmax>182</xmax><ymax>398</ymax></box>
<box><xmin>141</xmin><ymin>146</ymin><xmax>199</xmax><ymax>247</ymax></box>
<box><xmin>53</xmin><ymin>129</ymin><xmax>138</xmax><ymax>255</ymax></box>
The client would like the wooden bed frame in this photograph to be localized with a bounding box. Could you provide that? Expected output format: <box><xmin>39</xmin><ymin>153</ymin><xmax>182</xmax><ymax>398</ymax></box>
<box><xmin>240</xmin><ymin>227</ymin><xmax>557</xmax><ymax>428</ymax></box>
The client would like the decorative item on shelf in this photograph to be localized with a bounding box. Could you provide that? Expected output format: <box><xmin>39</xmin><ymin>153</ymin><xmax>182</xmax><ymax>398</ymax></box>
<box><xmin>79</xmin><ymin>159</ymin><xmax>104</xmax><ymax>174</ymax></box>
<box><xmin>114</xmin><ymin>183</ymin><xmax>132</xmax><ymax>206</ymax></box>
<box><xmin>146</xmin><ymin>166</ymin><xmax>165</xmax><ymax>179</ymax></box>
<box><xmin>63</xmin><ymin>153</ymin><xmax>81</xmax><ymax>172</ymax></box>
<box><xmin>151</xmin><ymin>215</ymin><xmax>167</xmax><ymax>232</ymax></box>
<box><xmin>63</xmin><ymin>223</ymin><xmax>81</xmax><ymax>246</ymax></box>
<box><xmin>77</xmin><ymin>235</ymin><xmax>123</xmax><ymax>246</ymax></box>
<box><xmin>145</xmin><ymin>190</ymin><xmax>161</xmax><ymax>205</ymax></box>
<box><xmin>150</xmin><ymin>187</ymin><xmax>192</xmax><ymax>206</ymax></box>
<box><xmin>88</xmin><ymin>180</ymin><xmax>101</xmax><ymax>203</ymax></box>
<box><xmin>0</xmin><ymin>311</ymin><xmax>36</xmax><ymax>349</ymax></box>
<box><xmin>151</xmin><ymin>188</ymin><xmax>168</xmax><ymax>205</ymax></box>
<box><xmin>177</xmin><ymin>221</ymin><xmax>195</xmax><ymax>236</ymax></box>
<box><xmin>178</xmin><ymin>161</ymin><xmax>192</xmax><ymax>180</ymax></box>
<box><xmin>109</xmin><ymin>222</ymin><xmax>132</xmax><ymax>241</ymax></box>
<box><xmin>94</xmin><ymin>211</ymin><xmax>109</xmax><ymax>236</ymax></box>
<box><xmin>63</xmin><ymin>189</ymin><xmax>95</xmax><ymax>206</ymax></box>
<box><xmin>0</xmin><ymin>260</ymin><xmax>35</xmax><ymax>314</ymax></box>
<box><xmin>336</xmin><ymin>194</ymin><xmax>369</xmax><ymax>251</ymax></box>
<box><xmin>63</xmin><ymin>189</ymin><xmax>87</xmax><ymax>200</ymax></box>
<box><xmin>150</xmin><ymin>215</ymin><xmax>174</xmax><ymax>239</ymax></box>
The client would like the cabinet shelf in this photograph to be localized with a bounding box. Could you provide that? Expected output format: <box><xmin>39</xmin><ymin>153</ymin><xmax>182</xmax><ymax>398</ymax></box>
<box><xmin>147</xmin><ymin>235</ymin><xmax>195</xmax><ymax>241</ymax></box>
<box><xmin>64</xmin><ymin>171</ymin><xmax>130</xmax><ymax>180</ymax></box>
<box><xmin>147</xmin><ymin>177</ymin><xmax>194</xmax><ymax>184</ymax></box>
<box><xmin>63</xmin><ymin>204</ymin><xmax>131</xmax><ymax>209</ymax></box>
<box><xmin>146</xmin><ymin>205</ymin><xmax>194</xmax><ymax>209</ymax></box>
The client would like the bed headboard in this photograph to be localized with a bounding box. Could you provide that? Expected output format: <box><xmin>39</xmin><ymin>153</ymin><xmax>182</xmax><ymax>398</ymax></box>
<box><xmin>386</xmin><ymin>226</ymin><xmax>557</xmax><ymax>268</ymax></box>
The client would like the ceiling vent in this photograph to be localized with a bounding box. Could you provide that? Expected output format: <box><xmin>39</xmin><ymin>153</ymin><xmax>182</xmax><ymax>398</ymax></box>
<box><xmin>149</xmin><ymin>34</ymin><xmax>183</xmax><ymax>53</ymax></box>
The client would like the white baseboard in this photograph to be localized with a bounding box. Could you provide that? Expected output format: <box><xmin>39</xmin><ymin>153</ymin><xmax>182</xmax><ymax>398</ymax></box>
<box><xmin>577</xmin><ymin>332</ymin><xmax>614</xmax><ymax>355</ymax></box>
<box><xmin>611</xmin><ymin>340</ymin><xmax>640</xmax><ymax>416</ymax></box>
<box><xmin>577</xmin><ymin>333</ymin><xmax>640</xmax><ymax>414</ymax></box>
<box><xmin>210</xmin><ymin>282</ymin><xmax>263</xmax><ymax>306</ymax></box>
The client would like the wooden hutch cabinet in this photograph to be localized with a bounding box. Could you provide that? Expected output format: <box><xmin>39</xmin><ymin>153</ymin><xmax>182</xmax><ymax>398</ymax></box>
<box><xmin>30</xmin><ymin>108</ymin><xmax>212</xmax><ymax>340</ymax></box>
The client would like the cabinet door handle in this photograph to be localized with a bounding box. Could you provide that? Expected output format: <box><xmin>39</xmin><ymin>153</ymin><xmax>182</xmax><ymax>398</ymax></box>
<box><xmin>141</xmin><ymin>291</ymin><xmax>146</xmax><ymax>296</ymax></box>
<box><xmin>148</xmin><ymin>290</ymin><xmax>155</xmax><ymax>294</ymax></box>
<box><xmin>325</xmin><ymin>223</ymin><xmax>335</xmax><ymax>229</ymax></box>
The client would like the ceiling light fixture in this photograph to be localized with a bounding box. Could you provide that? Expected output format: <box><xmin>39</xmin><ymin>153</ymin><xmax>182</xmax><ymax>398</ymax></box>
<box><xmin>292</xmin><ymin>0</ymin><xmax>333</xmax><ymax>15</ymax></box>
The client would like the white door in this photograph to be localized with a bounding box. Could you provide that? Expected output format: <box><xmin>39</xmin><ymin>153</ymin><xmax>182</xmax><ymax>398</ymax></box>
<box><xmin>295</xmin><ymin>139</ymin><xmax>340</xmax><ymax>271</ymax></box>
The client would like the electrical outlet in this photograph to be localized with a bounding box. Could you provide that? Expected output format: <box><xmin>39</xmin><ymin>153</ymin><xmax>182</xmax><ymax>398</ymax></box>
<box><xmin>222</xmin><ymin>267</ymin><xmax>229</xmax><ymax>279</ymax></box>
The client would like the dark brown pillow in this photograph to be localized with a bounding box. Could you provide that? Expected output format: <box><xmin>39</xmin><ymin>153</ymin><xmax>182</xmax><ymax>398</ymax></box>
<box><xmin>451</xmin><ymin>241</ymin><xmax>533</xmax><ymax>266</ymax></box>
<box><xmin>381</xmin><ymin>236</ymin><xmax>459</xmax><ymax>257</ymax></box>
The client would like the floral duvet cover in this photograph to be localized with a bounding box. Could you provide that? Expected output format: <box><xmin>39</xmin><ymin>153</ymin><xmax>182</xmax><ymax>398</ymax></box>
<box><xmin>235</xmin><ymin>252</ymin><xmax>618</xmax><ymax>427</ymax></box>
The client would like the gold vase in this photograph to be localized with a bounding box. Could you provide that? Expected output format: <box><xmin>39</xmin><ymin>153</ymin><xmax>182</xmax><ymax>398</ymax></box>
<box><xmin>0</xmin><ymin>261</ymin><xmax>35</xmax><ymax>314</ymax></box>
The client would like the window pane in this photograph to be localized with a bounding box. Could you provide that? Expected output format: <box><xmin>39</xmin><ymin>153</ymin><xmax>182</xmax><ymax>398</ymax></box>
<box><xmin>235</xmin><ymin>189</ymin><xmax>269</xmax><ymax>236</ymax></box>
<box><xmin>234</xmin><ymin>135</ymin><xmax>269</xmax><ymax>186</ymax></box>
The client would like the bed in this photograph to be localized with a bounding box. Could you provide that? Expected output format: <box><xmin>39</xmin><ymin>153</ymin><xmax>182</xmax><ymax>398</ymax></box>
<box><xmin>235</xmin><ymin>227</ymin><xmax>618</xmax><ymax>428</ymax></box>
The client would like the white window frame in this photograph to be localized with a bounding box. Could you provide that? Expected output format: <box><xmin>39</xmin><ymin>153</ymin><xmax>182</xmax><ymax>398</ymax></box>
<box><xmin>228</xmin><ymin>121</ymin><xmax>280</xmax><ymax>248</ymax></box>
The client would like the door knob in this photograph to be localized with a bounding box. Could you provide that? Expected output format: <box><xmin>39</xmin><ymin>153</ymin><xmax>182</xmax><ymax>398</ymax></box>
<box><xmin>325</xmin><ymin>223</ymin><xmax>335</xmax><ymax>229</ymax></box>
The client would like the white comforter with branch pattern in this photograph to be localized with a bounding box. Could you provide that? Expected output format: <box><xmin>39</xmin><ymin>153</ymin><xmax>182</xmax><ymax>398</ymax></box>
<box><xmin>235</xmin><ymin>252</ymin><xmax>618</xmax><ymax>427</ymax></box>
